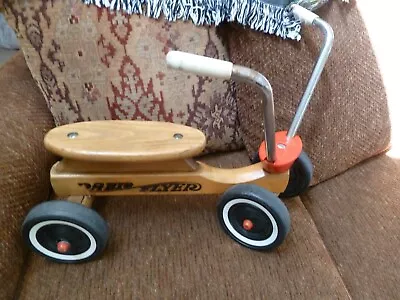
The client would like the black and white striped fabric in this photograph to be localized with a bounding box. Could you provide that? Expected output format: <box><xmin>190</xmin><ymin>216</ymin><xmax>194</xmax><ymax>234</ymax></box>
<box><xmin>81</xmin><ymin>0</ymin><xmax>347</xmax><ymax>40</ymax></box>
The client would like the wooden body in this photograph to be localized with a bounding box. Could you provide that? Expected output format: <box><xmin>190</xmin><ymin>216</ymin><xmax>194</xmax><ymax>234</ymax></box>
<box><xmin>46</xmin><ymin>120</ymin><xmax>289</xmax><ymax>199</ymax></box>
<box><xmin>57</xmin><ymin>159</ymin><xmax>198</xmax><ymax>173</ymax></box>
<box><xmin>51</xmin><ymin>159</ymin><xmax>289</xmax><ymax>197</ymax></box>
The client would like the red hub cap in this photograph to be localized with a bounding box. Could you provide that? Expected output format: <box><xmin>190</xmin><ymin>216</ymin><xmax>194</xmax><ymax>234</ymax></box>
<box><xmin>242</xmin><ymin>219</ymin><xmax>254</xmax><ymax>231</ymax></box>
<box><xmin>57</xmin><ymin>241</ymin><xmax>71</xmax><ymax>253</ymax></box>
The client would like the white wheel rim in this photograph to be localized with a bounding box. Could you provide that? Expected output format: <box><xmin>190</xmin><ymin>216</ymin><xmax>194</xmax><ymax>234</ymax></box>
<box><xmin>29</xmin><ymin>220</ymin><xmax>97</xmax><ymax>261</ymax></box>
<box><xmin>222</xmin><ymin>198</ymin><xmax>279</xmax><ymax>247</ymax></box>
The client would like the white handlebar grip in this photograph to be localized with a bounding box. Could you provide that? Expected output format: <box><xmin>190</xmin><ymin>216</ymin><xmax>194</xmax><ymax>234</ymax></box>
<box><xmin>166</xmin><ymin>51</ymin><xmax>233</xmax><ymax>79</ymax></box>
<box><xmin>291</xmin><ymin>4</ymin><xmax>319</xmax><ymax>25</ymax></box>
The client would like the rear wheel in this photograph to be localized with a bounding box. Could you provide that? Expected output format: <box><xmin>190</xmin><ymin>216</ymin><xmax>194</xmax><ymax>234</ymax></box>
<box><xmin>22</xmin><ymin>200</ymin><xmax>109</xmax><ymax>263</ymax></box>
<box><xmin>217</xmin><ymin>184</ymin><xmax>290</xmax><ymax>250</ymax></box>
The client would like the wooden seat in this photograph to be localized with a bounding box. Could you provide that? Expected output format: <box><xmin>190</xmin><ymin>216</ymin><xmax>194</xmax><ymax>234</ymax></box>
<box><xmin>44</xmin><ymin>121</ymin><xmax>206</xmax><ymax>162</ymax></box>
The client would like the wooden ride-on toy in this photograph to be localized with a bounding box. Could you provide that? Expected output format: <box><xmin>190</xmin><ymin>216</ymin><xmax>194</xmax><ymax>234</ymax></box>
<box><xmin>22</xmin><ymin>5</ymin><xmax>334</xmax><ymax>263</ymax></box>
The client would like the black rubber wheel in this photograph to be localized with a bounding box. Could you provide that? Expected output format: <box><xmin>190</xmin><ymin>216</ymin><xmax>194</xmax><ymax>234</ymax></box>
<box><xmin>22</xmin><ymin>200</ymin><xmax>109</xmax><ymax>263</ymax></box>
<box><xmin>217</xmin><ymin>184</ymin><xmax>290</xmax><ymax>251</ymax></box>
<box><xmin>250</xmin><ymin>151</ymin><xmax>261</xmax><ymax>164</ymax></box>
<box><xmin>251</xmin><ymin>150</ymin><xmax>313</xmax><ymax>198</ymax></box>
<box><xmin>279</xmin><ymin>151</ymin><xmax>313</xmax><ymax>198</ymax></box>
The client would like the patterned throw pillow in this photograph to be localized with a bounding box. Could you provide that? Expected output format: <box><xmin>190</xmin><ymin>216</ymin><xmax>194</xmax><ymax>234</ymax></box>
<box><xmin>4</xmin><ymin>0</ymin><xmax>243</xmax><ymax>153</ymax></box>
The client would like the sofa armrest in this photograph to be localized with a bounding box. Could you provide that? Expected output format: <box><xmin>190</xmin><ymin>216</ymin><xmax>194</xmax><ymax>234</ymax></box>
<box><xmin>0</xmin><ymin>52</ymin><xmax>56</xmax><ymax>300</ymax></box>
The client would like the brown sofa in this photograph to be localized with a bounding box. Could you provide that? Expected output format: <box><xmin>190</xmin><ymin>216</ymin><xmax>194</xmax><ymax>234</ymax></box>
<box><xmin>1</xmin><ymin>1</ymin><xmax>400</xmax><ymax>299</ymax></box>
<box><xmin>1</xmin><ymin>50</ymin><xmax>400</xmax><ymax>299</ymax></box>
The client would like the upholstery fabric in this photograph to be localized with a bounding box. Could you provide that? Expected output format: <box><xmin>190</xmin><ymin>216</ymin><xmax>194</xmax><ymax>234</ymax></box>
<box><xmin>302</xmin><ymin>154</ymin><xmax>400</xmax><ymax>299</ymax></box>
<box><xmin>4</xmin><ymin>0</ymin><xmax>243</xmax><ymax>153</ymax></box>
<box><xmin>0</xmin><ymin>52</ymin><xmax>56</xmax><ymax>300</ymax></box>
<box><xmin>16</xmin><ymin>151</ymin><xmax>350</xmax><ymax>299</ymax></box>
<box><xmin>224</xmin><ymin>1</ymin><xmax>391</xmax><ymax>184</ymax></box>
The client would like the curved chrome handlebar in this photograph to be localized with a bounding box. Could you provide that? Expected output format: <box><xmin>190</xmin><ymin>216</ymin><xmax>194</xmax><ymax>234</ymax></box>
<box><xmin>166</xmin><ymin>4</ymin><xmax>334</xmax><ymax>163</ymax></box>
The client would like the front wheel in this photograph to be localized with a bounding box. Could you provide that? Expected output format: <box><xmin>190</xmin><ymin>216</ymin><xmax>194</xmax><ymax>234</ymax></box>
<box><xmin>251</xmin><ymin>150</ymin><xmax>313</xmax><ymax>198</ymax></box>
<box><xmin>217</xmin><ymin>184</ymin><xmax>290</xmax><ymax>251</ymax></box>
<box><xmin>22</xmin><ymin>200</ymin><xmax>109</xmax><ymax>263</ymax></box>
<box><xmin>279</xmin><ymin>151</ymin><xmax>313</xmax><ymax>198</ymax></box>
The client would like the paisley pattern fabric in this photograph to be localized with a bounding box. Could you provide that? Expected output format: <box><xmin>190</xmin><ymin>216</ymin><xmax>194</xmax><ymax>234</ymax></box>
<box><xmin>4</xmin><ymin>0</ymin><xmax>243</xmax><ymax>153</ymax></box>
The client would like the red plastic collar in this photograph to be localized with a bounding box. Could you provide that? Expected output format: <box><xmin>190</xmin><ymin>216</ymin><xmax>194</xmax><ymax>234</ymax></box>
<box><xmin>258</xmin><ymin>131</ymin><xmax>303</xmax><ymax>173</ymax></box>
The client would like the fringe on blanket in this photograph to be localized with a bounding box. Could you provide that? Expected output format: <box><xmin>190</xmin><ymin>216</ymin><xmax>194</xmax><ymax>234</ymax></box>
<box><xmin>82</xmin><ymin>0</ymin><xmax>348</xmax><ymax>41</ymax></box>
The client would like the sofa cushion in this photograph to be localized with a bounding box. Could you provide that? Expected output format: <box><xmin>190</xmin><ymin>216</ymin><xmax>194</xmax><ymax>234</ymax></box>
<box><xmin>16</xmin><ymin>151</ymin><xmax>350</xmax><ymax>299</ymax></box>
<box><xmin>4</xmin><ymin>0</ymin><xmax>243</xmax><ymax>153</ymax></box>
<box><xmin>302</xmin><ymin>154</ymin><xmax>400</xmax><ymax>299</ymax></box>
<box><xmin>224</xmin><ymin>1</ymin><xmax>391</xmax><ymax>184</ymax></box>
<box><xmin>0</xmin><ymin>52</ymin><xmax>56</xmax><ymax>300</ymax></box>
